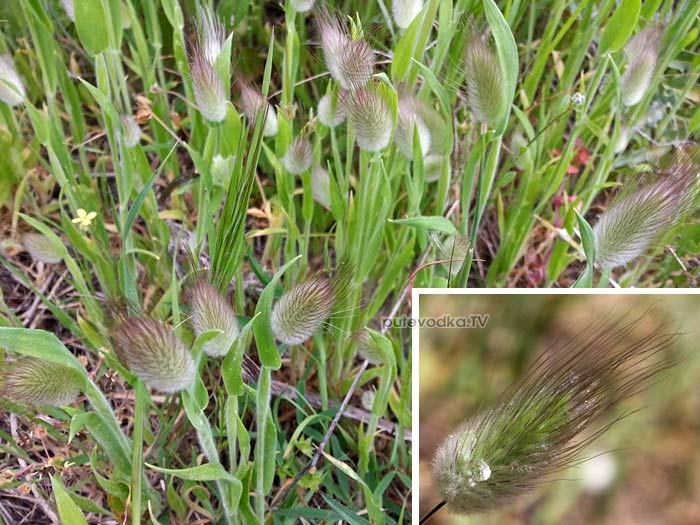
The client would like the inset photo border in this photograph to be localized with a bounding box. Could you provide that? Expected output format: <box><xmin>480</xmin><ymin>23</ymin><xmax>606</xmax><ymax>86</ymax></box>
<box><xmin>412</xmin><ymin>290</ymin><xmax>700</xmax><ymax>525</ymax></box>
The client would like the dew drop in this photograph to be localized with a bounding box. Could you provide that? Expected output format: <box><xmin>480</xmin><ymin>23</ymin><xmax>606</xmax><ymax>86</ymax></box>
<box><xmin>473</xmin><ymin>459</ymin><xmax>491</xmax><ymax>482</ymax></box>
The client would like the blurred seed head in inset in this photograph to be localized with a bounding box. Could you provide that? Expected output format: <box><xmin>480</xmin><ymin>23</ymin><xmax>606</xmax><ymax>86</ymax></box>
<box><xmin>392</xmin><ymin>0</ymin><xmax>424</xmax><ymax>30</ymax></box>
<box><xmin>21</xmin><ymin>232</ymin><xmax>64</xmax><ymax>265</ymax></box>
<box><xmin>0</xmin><ymin>54</ymin><xmax>26</xmax><ymax>107</ymax></box>
<box><xmin>186</xmin><ymin>280</ymin><xmax>239</xmax><ymax>358</ymax></box>
<box><xmin>110</xmin><ymin>316</ymin><xmax>196</xmax><ymax>393</ymax></box>
<box><xmin>348</xmin><ymin>86</ymin><xmax>394</xmax><ymax>152</ymax></box>
<box><xmin>620</xmin><ymin>24</ymin><xmax>664</xmax><ymax>107</ymax></box>
<box><xmin>431</xmin><ymin>310</ymin><xmax>680</xmax><ymax>517</ymax></box>
<box><xmin>592</xmin><ymin>151</ymin><xmax>699</xmax><ymax>270</ymax></box>
<box><xmin>282</xmin><ymin>137</ymin><xmax>313</xmax><ymax>175</ymax></box>
<box><xmin>0</xmin><ymin>356</ymin><xmax>83</xmax><ymax>407</ymax></box>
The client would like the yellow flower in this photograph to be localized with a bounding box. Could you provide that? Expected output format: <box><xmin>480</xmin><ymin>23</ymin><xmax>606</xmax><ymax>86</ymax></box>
<box><xmin>72</xmin><ymin>208</ymin><xmax>97</xmax><ymax>230</ymax></box>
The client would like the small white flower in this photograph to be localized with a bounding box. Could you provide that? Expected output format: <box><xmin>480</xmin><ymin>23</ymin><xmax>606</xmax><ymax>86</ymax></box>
<box><xmin>571</xmin><ymin>92</ymin><xmax>586</xmax><ymax>108</ymax></box>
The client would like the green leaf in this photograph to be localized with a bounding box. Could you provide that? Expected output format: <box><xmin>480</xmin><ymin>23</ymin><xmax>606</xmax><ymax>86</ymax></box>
<box><xmin>51</xmin><ymin>476</ymin><xmax>88</xmax><ymax>525</ymax></box>
<box><xmin>74</xmin><ymin>0</ymin><xmax>110</xmax><ymax>55</ymax></box>
<box><xmin>222</xmin><ymin>316</ymin><xmax>257</xmax><ymax>395</ymax></box>
<box><xmin>389</xmin><ymin>215</ymin><xmax>458</xmax><ymax>234</ymax></box>
<box><xmin>391</xmin><ymin>0</ymin><xmax>439</xmax><ymax>82</ymax></box>
<box><xmin>320</xmin><ymin>493</ymin><xmax>372</xmax><ymax>525</ymax></box>
<box><xmin>575</xmin><ymin>209</ymin><xmax>596</xmax><ymax>265</ymax></box>
<box><xmin>71</xmin><ymin>412</ymin><xmax>132</xmax><ymax>474</ymax></box>
<box><xmin>599</xmin><ymin>0</ymin><xmax>641</xmax><ymax>54</ymax></box>
<box><xmin>145</xmin><ymin>462</ymin><xmax>239</xmax><ymax>483</ymax></box>
<box><xmin>252</xmin><ymin>255</ymin><xmax>301</xmax><ymax>369</ymax></box>
<box><xmin>482</xmin><ymin>0</ymin><xmax>519</xmax><ymax>135</ymax></box>
<box><xmin>0</xmin><ymin>328</ymin><xmax>86</xmax><ymax>374</ymax></box>
<box><xmin>321</xmin><ymin>452</ymin><xmax>384</xmax><ymax>525</ymax></box>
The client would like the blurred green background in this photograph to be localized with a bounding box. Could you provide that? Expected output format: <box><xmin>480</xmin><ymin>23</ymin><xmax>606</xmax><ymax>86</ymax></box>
<box><xmin>418</xmin><ymin>294</ymin><xmax>700</xmax><ymax>525</ymax></box>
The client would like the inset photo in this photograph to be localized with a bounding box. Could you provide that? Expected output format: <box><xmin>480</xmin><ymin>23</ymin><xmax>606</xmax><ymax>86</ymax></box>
<box><xmin>416</xmin><ymin>292</ymin><xmax>700</xmax><ymax>525</ymax></box>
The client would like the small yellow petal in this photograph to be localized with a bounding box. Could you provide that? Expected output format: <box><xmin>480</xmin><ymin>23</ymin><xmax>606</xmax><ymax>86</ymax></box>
<box><xmin>76</xmin><ymin>208</ymin><xmax>87</xmax><ymax>218</ymax></box>
<box><xmin>72</xmin><ymin>217</ymin><xmax>82</xmax><ymax>224</ymax></box>
<box><xmin>86</xmin><ymin>212</ymin><xmax>97</xmax><ymax>220</ymax></box>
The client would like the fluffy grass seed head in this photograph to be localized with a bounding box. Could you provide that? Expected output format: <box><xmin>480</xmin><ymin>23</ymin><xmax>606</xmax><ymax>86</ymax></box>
<box><xmin>239</xmin><ymin>80</ymin><xmax>278</xmax><ymax>137</ymax></box>
<box><xmin>111</xmin><ymin>316</ymin><xmax>196</xmax><ymax>393</ymax></box>
<box><xmin>291</xmin><ymin>0</ymin><xmax>316</xmax><ymax>13</ymax></box>
<box><xmin>317</xmin><ymin>90</ymin><xmax>348</xmax><ymax>127</ymax></box>
<box><xmin>424</xmin><ymin>154</ymin><xmax>445</xmax><ymax>182</ymax></box>
<box><xmin>21</xmin><ymin>232</ymin><xmax>64</xmax><ymax>264</ymax></box>
<box><xmin>282</xmin><ymin>137</ymin><xmax>313</xmax><ymax>175</ymax></box>
<box><xmin>0</xmin><ymin>54</ymin><xmax>26</xmax><ymax>107</ymax></box>
<box><xmin>396</xmin><ymin>94</ymin><xmax>432</xmax><ymax>159</ymax></box>
<box><xmin>316</xmin><ymin>8</ymin><xmax>374</xmax><ymax>91</ymax></box>
<box><xmin>592</xmin><ymin>156</ymin><xmax>698</xmax><ymax>269</ymax></box>
<box><xmin>120</xmin><ymin>115</ymin><xmax>142</xmax><ymax>148</ymax></box>
<box><xmin>271</xmin><ymin>276</ymin><xmax>335</xmax><ymax>346</ymax></box>
<box><xmin>196</xmin><ymin>4</ymin><xmax>226</xmax><ymax>65</ymax></box>
<box><xmin>620</xmin><ymin>24</ymin><xmax>664</xmax><ymax>107</ymax></box>
<box><xmin>353</xmin><ymin>328</ymin><xmax>393</xmax><ymax>365</ymax></box>
<box><xmin>311</xmin><ymin>165</ymin><xmax>332</xmax><ymax>210</ymax></box>
<box><xmin>61</xmin><ymin>0</ymin><xmax>75</xmax><ymax>21</ymax></box>
<box><xmin>186</xmin><ymin>281</ymin><xmax>239</xmax><ymax>357</ymax></box>
<box><xmin>189</xmin><ymin>49</ymin><xmax>227</xmax><ymax>124</ymax></box>
<box><xmin>0</xmin><ymin>356</ymin><xmax>83</xmax><ymax>407</ymax></box>
<box><xmin>431</xmin><ymin>311</ymin><xmax>678</xmax><ymax>516</ymax></box>
<box><xmin>464</xmin><ymin>33</ymin><xmax>505</xmax><ymax>128</ymax></box>
<box><xmin>392</xmin><ymin>0</ymin><xmax>424</xmax><ymax>30</ymax></box>
<box><xmin>437</xmin><ymin>234</ymin><xmax>470</xmax><ymax>274</ymax></box>
<box><xmin>348</xmin><ymin>86</ymin><xmax>394</xmax><ymax>152</ymax></box>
